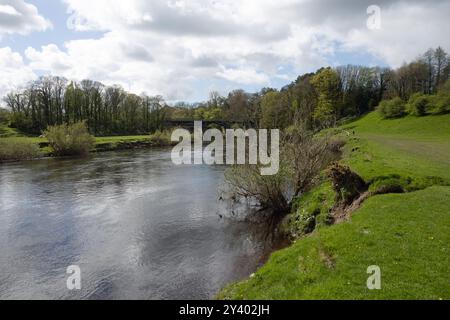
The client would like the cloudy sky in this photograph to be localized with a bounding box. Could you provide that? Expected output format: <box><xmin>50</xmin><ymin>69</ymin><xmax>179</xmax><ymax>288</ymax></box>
<box><xmin>1</xmin><ymin>0</ymin><xmax>449</xmax><ymax>102</ymax></box>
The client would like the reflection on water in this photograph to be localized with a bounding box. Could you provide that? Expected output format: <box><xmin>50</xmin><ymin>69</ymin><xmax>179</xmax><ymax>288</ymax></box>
<box><xmin>0</xmin><ymin>149</ymin><xmax>279</xmax><ymax>300</ymax></box>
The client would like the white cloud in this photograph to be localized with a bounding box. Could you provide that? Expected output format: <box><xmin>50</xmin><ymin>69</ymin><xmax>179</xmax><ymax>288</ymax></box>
<box><xmin>0</xmin><ymin>0</ymin><xmax>52</xmax><ymax>36</ymax></box>
<box><xmin>217</xmin><ymin>66</ymin><xmax>270</xmax><ymax>85</ymax></box>
<box><xmin>0</xmin><ymin>4</ymin><xmax>21</xmax><ymax>16</ymax></box>
<box><xmin>23</xmin><ymin>0</ymin><xmax>328</xmax><ymax>100</ymax></box>
<box><xmin>2</xmin><ymin>0</ymin><xmax>450</xmax><ymax>102</ymax></box>
<box><xmin>341</xmin><ymin>1</ymin><xmax>450</xmax><ymax>67</ymax></box>
<box><xmin>0</xmin><ymin>47</ymin><xmax>36</xmax><ymax>102</ymax></box>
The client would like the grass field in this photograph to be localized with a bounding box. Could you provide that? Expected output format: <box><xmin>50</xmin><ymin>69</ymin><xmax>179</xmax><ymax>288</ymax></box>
<box><xmin>0</xmin><ymin>124</ymin><xmax>22</xmax><ymax>138</ymax></box>
<box><xmin>94</xmin><ymin>135</ymin><xmax>152</xmax><ymax>144</ymax></box>
<box><xmin>219</xmin><ymin>112</ymin><xmax>450</xmax><ymax>300</ymax></box>
<box><xmin>342</xmin><ymin>112</ymin><xmax>450</xmax><ymax>180</ymax></box>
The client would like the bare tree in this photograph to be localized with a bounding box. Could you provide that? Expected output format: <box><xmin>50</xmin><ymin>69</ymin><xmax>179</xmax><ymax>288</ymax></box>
<box><xmin>225</xmin><ymin>126</ymin><xmax>341</xmax><ymax>216</ymax></box>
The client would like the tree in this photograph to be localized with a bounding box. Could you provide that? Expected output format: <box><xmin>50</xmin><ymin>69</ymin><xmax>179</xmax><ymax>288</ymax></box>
<box><xmin>421</xmin><ymin>47</ymin><xmax>449</xmax><ymax>93</ymax></box>
<box><xmin>289</xmin><ymin>73</ymin><xmax>317</xmax><ymax>130</ymax></box>
<box><xmin>337</xmin><ymin>65</ymin><xmax>386</xmax><ymax>116</ymax></box>
<box><xmin>406</xmin><ymin>93</ymin><xmax>431</xmax><ymax>116</ymax></box>
<box><xmin>260</xmin><ymin>91</ymin><xmax>291</xmax><ymax>129</ymax></box>
<box><xmin>433</xmin><ymin>79</ymin><xmax>450</xmax><ymax>114</ymax></box>
<box><xmin>224</xmin><ymin>126</ymin><xmax>340</xmax><ymax>215</ymax></box>
<box><xmin>434</xmin><ymin>46</ymin><xmax>449</xmax><ymax>89</ymax></box>
<box><xmin>378</xmin><ymin>97</ymin><xmax>406</xmax><ymax>119</ymax></box>
<box><xmin>0</xmin><ymin>108</ymin><xmax>10</xmax><ymax>124</ymax></box>
<box><xmin>423</xmin><ymin>48</ymin><xmax>436</xmax><ymax>94</ymax></box>
<box><xmin>225</xmin><ymin>90</ymin><xmax>249</xmax><ymax>123</ymax></box>
<box><xmin>5</xmin><ymin>78</ymin><xmax>166</xmax><ymax>136</ymax></box>
<box><xmin>387</xmin><ymin>62</ymin><xmax>428</xmax><ymax>100</ymax></box>
<box><xmin>311</xmin><ymin>67</ymin><xmax>342</xmax><ymax>127</ymax></box>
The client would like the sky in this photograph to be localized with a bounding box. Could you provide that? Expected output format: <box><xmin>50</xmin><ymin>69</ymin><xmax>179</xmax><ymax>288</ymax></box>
<box><xmin>0</xmin><ymin>0</ymin><xmax>450</xmax><ymax>103</ymax></box>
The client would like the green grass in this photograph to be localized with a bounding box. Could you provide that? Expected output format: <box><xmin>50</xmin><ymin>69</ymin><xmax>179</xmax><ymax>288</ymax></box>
<box><xmin>0</xmin><ymin>137</ymin><xmax>43</xmax><ymax>161</ymax></box>
<box><xmin>342</xmin><ymin>113</ymin><xmax>450</xmax><ymax>181</ymax></box>
<box><xmin>0</xmin><ymin>124</ymin><xmax>22</xmax><ymax>138</ymax></box>
<box><xmin>0</xmin><ymin>128</ymin><xmax>172</xmax><ymax>160</ymax></box>
<box><xmin>321</xmin><ymin>112</ymin><xmax>450</xmax><ymax>182</ymax></box>
<box><xmin>219</xmin><ymin>187</ymin><xmax>450</xmax><ymax>300</ymax></box>
<box><xmin>344</xmin><ymin>136</ymin><xmax>450</xmax><ymax>182</ymax></box>
<box><xmin>219</xmin><ymin>112</ymin><xmax>450</xmax><ymax>300</ymax></box>
<box><xmin>342</xmin><ymin>112</ymin><xmax>450</xmax><ymax>141</ymax></box>
<box><xmin>94</xmin><ymin>135</ymin><xmax>151</xmax><ymax>144</ymax></box>
<box><xmin>0</xmin><ymin>128</ymin><xmax>50</xmax><ymax>159</ymax></box>
<box><xmin>95</xmin><ymin>131</ymin><xmax>173</xmax><ymax>151</ymax></box>
<box><xmin>94</xmin><ymin>135</ymin><xmax>152</xmax><ymax>151</ymax></box>
<box><xmin>282</xmin><ymin>181</ymin><xmax>335</xmax><ymax>239</ymax></box>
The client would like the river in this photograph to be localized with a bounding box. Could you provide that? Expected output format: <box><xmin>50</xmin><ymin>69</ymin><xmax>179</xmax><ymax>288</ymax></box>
<box><xmin>0</xmin><ymin>148</ymin><xmax>280</xmax><ymax>300</ymax></box>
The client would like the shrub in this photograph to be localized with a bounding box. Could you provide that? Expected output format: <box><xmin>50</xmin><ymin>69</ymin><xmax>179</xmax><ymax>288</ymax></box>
<box><xmin>406</xmin><ymin>93</ymin><xmax>431</xmax><ymax>116</ymax></box>
<box><xmin>225</xmin><ymin>162</ymin><xmax>292</xmax><ymax>214</ymax></box>
<box><xmin>225</xmin><ymin>126</ymin><xmax>337</xmax><ymax>215</ymax></box>
<box><xmin>407</xmin><ymin>176</ymin><xmax>449</xmax><ymax>191</ymax></box>
<box><xmin>44</xmin><ymin>122</ymin><xmax>95</xmax><ymax>156</ymax></box>
<box><xmin>432</xmin><ymin>93</ymin><xmax>450</xmax><ymax>115</ymax></box>
<box><xmin>428</xmin><ymin>79</ymin><xmax>450</xmax><ymax>114</ymax></box>
<box><xmin>369</xmin><ymin>174</ymin><xmax>449</xmax><ymax>195</ymax></box>
<box><xmin>369</xmin><ymin>175</ymin><xmax>406</xmax><ymax>195</ymax></box>
<box><xmin>0</xmin><ymin>125</ymin><xmax>18</xmax><ymax>138</ymax></box>
<box><xmin>284</xmin><ymin>182</ymin><xmax>335</xmax><ymax>239</ymax></box>
<box><xmin>284</xmin><ymin>126</ymin><xmax>341</xmax><ymax>195</ymax></box>
<box><xmin>378</xmin><ymin>97</ymin><xmax>406</xmax><ymax>119</ymax></box>
<box><xmin>0</xmin><ymin>108</ymin><xmax>10</xmax><ymax>124</ymax></box>
<box><xmin>148</xmin><ymin>130</ymin><xmax>172</xmax><ymax>146</ymax></box>
<box><xmin>10</xmin><ymin>112</ymin><xmax>34</xmax><ymax>133</ymax></box>
<box><xmin>0</xmin><ymin>138</ymin><xmax>41</xmax><ymax>162</ymax></box>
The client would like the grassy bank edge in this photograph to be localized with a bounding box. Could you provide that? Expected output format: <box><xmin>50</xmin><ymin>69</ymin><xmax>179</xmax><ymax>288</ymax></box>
<box><xmin>0</xmin><ymin>131</ymin><xmax>175</xmax><ymax>163</ymax></box>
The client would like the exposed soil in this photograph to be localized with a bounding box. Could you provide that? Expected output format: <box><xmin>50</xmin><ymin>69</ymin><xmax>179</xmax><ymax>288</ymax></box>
<box><xmin>331</xmin><ymin>191</ymin><xmax>371</xmax><ymax>224</ymax></box>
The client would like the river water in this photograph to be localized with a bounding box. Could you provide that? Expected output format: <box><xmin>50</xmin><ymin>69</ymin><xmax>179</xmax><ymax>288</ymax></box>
<box><xmin>0</xmin><ymin>148</ymin><xmax>280</xmax><ymax>300</ymax></box>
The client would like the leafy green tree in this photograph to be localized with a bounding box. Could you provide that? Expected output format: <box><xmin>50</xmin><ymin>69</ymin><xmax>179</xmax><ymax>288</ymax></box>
<box><xmin>5</xmin><ymin>77</ymin><xmax>166</xmax><ymax>136</ymax></box>
<box><xmin>311</xmin><ymin>67</ymin><xmax>342</xmax><ymax>127</ymax></box>
<box><xmin>225</xmin><ymin>90</ymin><xmax>251</xmax><ymax>125</ymax></box>
<box><xmin>406</xmin><ymin>93</ymin><xmax>431</xmax><ymax>116</ymax></box>
<box><xmin>289</xmin><ymin>74</ymin><xmax>317</xmax><ymax>130</ymax></box>
<box><xmin>260</xmin><ymin>91</ymin><xmax>291</xmax><ymax>129</ymax></box>
<box><xmin>378</xmin><ymin>97</ymin><xmax>406</xmax><ymax>119</ymax></box>
<box><xmin>0</xmin><ymin>108</ymin><xmax>10</xmax><ymax>124</ymax></box>
<box><xmin>433</xmin><ymin>79</ymin><xmax>450</xmax><ymax>114</ymax></box>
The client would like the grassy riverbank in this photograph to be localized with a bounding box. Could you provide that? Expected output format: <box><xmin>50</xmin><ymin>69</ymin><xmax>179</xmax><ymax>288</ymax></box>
<box><xmin>0</xmin><ymin>123</ymin><xmax>173</xmax><ymax>161</ymax></box>
<box><xmin>218</xmin><ymin>112</ymin><xmax>450</xmax><ymax>300</ymax></box>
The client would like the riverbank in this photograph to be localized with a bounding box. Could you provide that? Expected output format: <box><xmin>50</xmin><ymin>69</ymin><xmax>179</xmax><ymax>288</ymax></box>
<box><xmin>0</xmin><ymin>127</ymin><xmax>175</xmax><ymax>162</ymax></box>
<box><xmin>218</xmin><ymin>112</ymin><xmax>450</xmax><ymax>300</ymax></box>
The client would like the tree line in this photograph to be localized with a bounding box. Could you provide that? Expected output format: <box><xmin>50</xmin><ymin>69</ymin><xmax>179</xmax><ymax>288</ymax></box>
<box><xmin>3</xmin><ymin>47</ymin><xmax>449</xmax><ymax>135</ymax></box>
<box><xmin>4</xmin><ymin>78</ymin><xmax>166</xmax><ymax>135</ymax></box>
<box><xmin>167</xmin><ymin>47</ymin><xmax>450</xmax><ymax>130</ymax></box>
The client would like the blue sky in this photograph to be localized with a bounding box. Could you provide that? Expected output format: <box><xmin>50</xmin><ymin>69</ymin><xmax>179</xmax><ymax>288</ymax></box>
<box><xmin>2</xmin><ymin>0</ymin><xmax>103</xmax><ymax>52</ymax></box>
<box><xmin>0</xmin><ymin>0</ymin><xmax>448</xmax><ymax>103</ymax></box>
